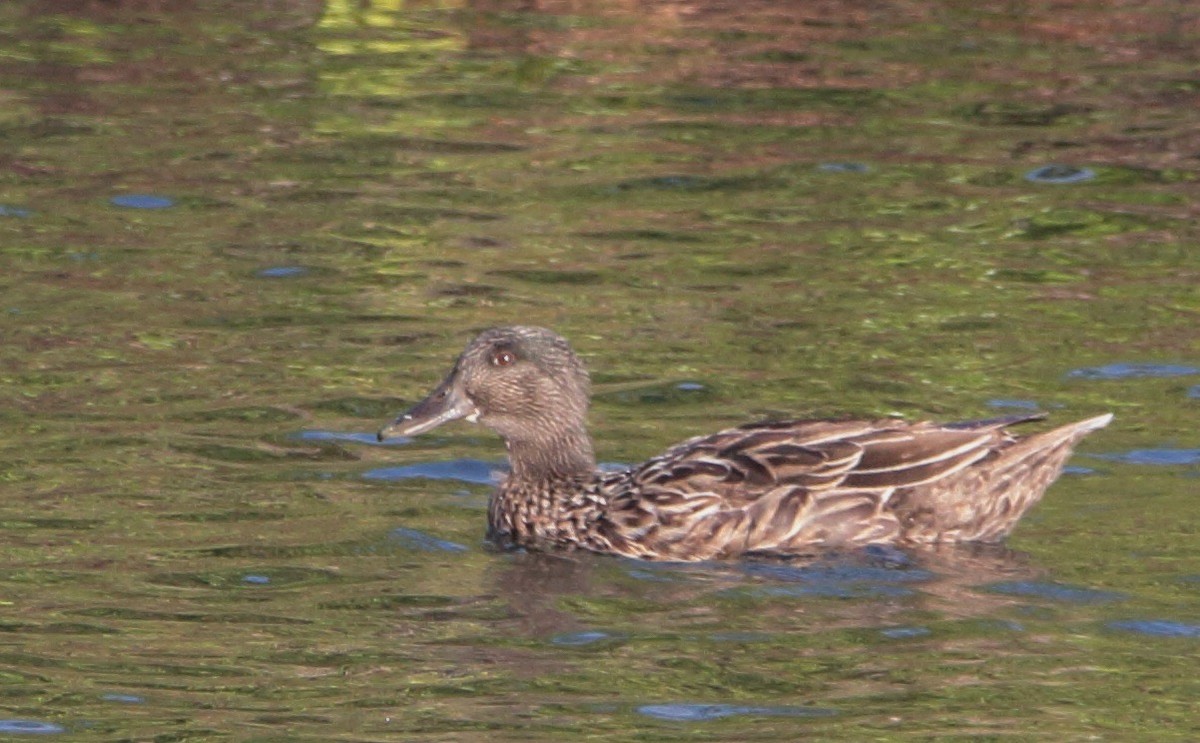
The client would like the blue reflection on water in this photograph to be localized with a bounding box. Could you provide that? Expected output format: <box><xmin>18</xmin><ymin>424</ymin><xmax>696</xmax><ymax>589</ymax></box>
<box><xmin>638</xmin><ymin>703</ymin><xmax>838</xmax><ymax>721</ymax></box>
<box><xmin>364</xmin><ymin>459</ymin><xmax>500</xmax><ymax>485</ymax></box>
<box><xmin>256</xmin><ymin>266</ymin><xmax>308</xmax><ymax>278</ymax></box>
<box><xmin>110</xmin><ymin>194</ymin><xmax>175</xmax><ymax>209</ymax></box>
<box><xmin>986</xmin><ymin>581</ymin><xmax>1125</xmax><ymax>604</ymax></box>
<box><xmin>551</xmin><ymin>630</ymin><xmax>621</xmax><ymax>646</ymax></box>
<box><xmin>1093</xmin><ymin>449</ymin><xmax>1200</xmax><ymax>466</ymax></box>
<box><xmin>1067</xmin><ymin>362</ymin><xmax>1199</xmax><ymax>380</ymax></box>
<box><xmin>0</xmin><ymin>720</ymin><xmax>65</xmax><ymax>734</ymax></box>
<box><xmin>1024</xmin><ymin>164</ymin><xmax>1096</xmax><ymax>183</ymax></box>
<box><xmin>881</xmin><ymin>626</ymin><xmax>932</xmax><ymax>639</ymax></box>
<box><xmin>388</xmin><ymin>527</ymin><xmax>468</xmax><ymax>553</ymax></box>
<box><xmin>294</xmin><ymin>429</ymin><xmax>401</xmax><ymax>446</ymax></box>
<box><xmin>0</xmin><ymin>204</ymin><xmax>32</xmax><ymax>218</ymax></box>
<box><xmin>1108</xmin><ymin>619</ymin><xmax>1200</xmax><ymax>638</ymax></box>
<box><xmin>738</xmin><ymin>555</ymin><xmax>931</xmax><ymax>599</ymax></box>
<box><xmin>986</xmin><ymin>398</ymin><xmax>1043</xmax><ymax>410</ymax></box>
<box><xmin>818</xmin><ymin>161</ymin><xmax>870</xmax><ymax>173</ymax></box>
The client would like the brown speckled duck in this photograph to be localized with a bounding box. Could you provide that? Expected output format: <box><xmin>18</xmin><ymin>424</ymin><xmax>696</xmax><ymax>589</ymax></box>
<box><xmin>377</xmin><ymin>326</ymin><xmax>1111</xmax><ymax>561</ymax></box>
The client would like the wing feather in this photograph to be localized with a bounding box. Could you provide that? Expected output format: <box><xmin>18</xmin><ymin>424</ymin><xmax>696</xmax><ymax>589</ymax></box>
<box><xmin>598</xmin><ymin>418</ymin><xmax>1023</xmax><ymax>559</ymax></box>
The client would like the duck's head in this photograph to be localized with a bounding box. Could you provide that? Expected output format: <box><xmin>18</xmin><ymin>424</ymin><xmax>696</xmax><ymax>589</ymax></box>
<box><xmin>377</xmin><ymin>326</ymin><xmax>595</xmax><ymax>475</ymax></box>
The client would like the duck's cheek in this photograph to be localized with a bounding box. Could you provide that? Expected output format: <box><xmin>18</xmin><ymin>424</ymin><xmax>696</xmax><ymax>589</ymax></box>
<box><xmin>464</xmin><ymin>385</ymin><xmax>516</xmax><ymax>418</ymax></box>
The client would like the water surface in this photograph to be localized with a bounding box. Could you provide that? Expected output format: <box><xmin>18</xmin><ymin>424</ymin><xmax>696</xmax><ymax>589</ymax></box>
<box><xmin>1</xmin><ymin>1</ymin><xmax>1198</xmax><ymax>740</ymax></box>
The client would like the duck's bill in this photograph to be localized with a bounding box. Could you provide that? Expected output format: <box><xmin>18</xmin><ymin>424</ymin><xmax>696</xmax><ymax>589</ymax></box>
<box><xmin>377</xmin><ymin>378</ymin><xmax>478</xmax><ymax>441</ymax></box>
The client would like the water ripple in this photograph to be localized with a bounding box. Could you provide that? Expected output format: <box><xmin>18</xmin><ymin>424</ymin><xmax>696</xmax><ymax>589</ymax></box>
<box><xmin>735</xmin><ymin>552</ymin><xmax>930</xmax><ymax>599</ymax></box>
<box><xmin>294</xmin><ymin>429</ymin><xmax>400</xmax><ymax>446</ymax></box>
<box><xmin>986</xmin><ymin>398</ymin><xmax>1043</xmax><ymax>410</ymax></box>
<box><xmin>1024</xmin><ymin>165</ymin><xmax>1096</xmax><ymax>184</ymax></box>
<box><xmin>388</xmin><ymin>527</ymin><xmax>468</xmax><ymax>553</ymax></box>
<box><xmin>1067</xmin><ymin>362</ymin><xmax>1199</xmax><ymax>380</ymax></box>
<box><xmin>551</xmin><ymin>630</ymin><xmax>623</xmax><ymax>647</ymax></box>
<box><xmin>708</xmin><ymin>631</ymin><xmax>773</xmax><ymax>643</ymax></box>
<box><xmin>0</xmin><ymin>720</ymin><xmax>65</xmax><ymax>734</ymax></box>
<box><xmin>880</xmin><ymin>626</ymin><xmax>932</xmax><ymax>639</ymax></box>
<box><xmin>1107</xmin><ymin>619</ymin><xmax>1200</xmax><ymax>638</ymax></box>
<box><xmin>594</xmin><ymin>381</ymin><xmax>711</xmax><ymax>405</ymax></box>
<box><xmin>257</xmin><ymin>266</ymin><xmax>309</xmax><ymax>278</ymax></box>
<box><xmin>818</xmin><ymin>162</ymin><xmax>870</xmax><ymax>173</ymax></box>
<box><xmin>755</xmin><ymin>582</ymin><xmax>915</xmax><ymax>599</ymax></box>
<box><xmin>110</xmin><ymin>194</ymin><xmax>175</xmax><ymax>209</ymax></box>
<box><xmin>742</xmin><ymin>560</ymin><xmax>932</xmax><ymax>585</ymax></box>
<box><xmin>637</xmin><ymin>703</ymin><xmax>838</xmax><ymax>721</ymax></box>
<box><xmin>101</xmin><ymin>693</ymin><xmax>145</xmax><ymax>704</ymax></box>
<box><xmin>986</xmin><ymin>580</ymin><xmax>1126</xmax><ymax>604</ymax></box>
<box><xmin>0</xmin><ymin>204</ymin><xmax>32</xmax><ymax>218</ymax></box>
<box><xmin>1093</xmin><ymin>449</ymin><xmax>1200</xmax><ymax>466</ymax></box>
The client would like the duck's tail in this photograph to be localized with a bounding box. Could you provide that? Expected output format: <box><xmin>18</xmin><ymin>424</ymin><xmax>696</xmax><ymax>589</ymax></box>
<box><xmin>898</xmin><ymin>413</ymin><xmax>1112</xmax><ymax>543</ymax></box>
<box><xmin>1004</xmin><ymin>413</ymin><xmax>1113</xmax><ymax>464</ymax></box>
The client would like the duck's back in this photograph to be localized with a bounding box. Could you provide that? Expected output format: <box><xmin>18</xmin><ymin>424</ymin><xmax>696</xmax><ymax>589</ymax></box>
<box><xmin>591</xmin><ymin>414</ymin><xmax>1110</xmax><ymax>560</ymax></box>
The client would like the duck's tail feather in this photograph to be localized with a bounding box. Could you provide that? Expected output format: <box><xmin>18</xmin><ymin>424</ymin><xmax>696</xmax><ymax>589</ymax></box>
<box><xmin>896</xmin><ymin>413</ymin><xmax>1112</xmax><ymax>543</ymax></box>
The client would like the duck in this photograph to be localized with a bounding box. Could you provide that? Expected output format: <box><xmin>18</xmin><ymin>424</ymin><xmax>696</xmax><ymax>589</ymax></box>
<box><xmin>377</xmin><ymin>326</ymin><xmax>1112</xmax><ymax>561</ymax></box>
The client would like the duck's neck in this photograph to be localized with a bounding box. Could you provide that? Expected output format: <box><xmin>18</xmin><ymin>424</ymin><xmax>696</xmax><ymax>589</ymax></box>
<box><xmin>503</xmin><ymin>422</ymin><xmax>596</xmax><ymax>483</ymax></box>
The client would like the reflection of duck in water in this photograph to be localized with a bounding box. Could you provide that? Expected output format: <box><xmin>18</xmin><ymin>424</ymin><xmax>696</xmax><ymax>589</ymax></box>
<box><xmin>487</xmin><ymin>546</ymin><xmax>1049</xmax><ymax>641</ymax></box>
<box><xmin>379</xmin><ymin>326</ymin><xmax>1110</xmax><ymax>561</ymax></box>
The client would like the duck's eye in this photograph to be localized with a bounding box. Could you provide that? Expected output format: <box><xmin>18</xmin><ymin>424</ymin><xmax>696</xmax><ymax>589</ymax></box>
<box><xmin>490</xmin><ymin>349</ymin><xmax>515</xmax><ymax>367</ymax></box>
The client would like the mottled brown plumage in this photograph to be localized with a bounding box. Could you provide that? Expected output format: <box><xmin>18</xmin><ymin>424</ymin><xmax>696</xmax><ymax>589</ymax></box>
<box><xmin>378</xmin><ymin>326</ymin><xmax>1111</xmax><ymax>561</ymax></box>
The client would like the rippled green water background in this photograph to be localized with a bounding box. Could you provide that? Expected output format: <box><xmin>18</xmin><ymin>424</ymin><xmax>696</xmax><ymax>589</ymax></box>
<box><xmin>1</xmin><ymin>0</ymin><xmax>1198</xmax><ymax>739</ymax></box>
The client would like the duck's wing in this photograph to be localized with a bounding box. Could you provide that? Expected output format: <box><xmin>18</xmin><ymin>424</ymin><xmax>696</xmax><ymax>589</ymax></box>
<box><xmin>596</xmin><ymin>418</ymin><xmax>1021</xmax><ymax>560</ymax></box>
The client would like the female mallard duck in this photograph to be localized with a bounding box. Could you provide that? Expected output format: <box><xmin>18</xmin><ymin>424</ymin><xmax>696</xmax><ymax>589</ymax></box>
<box><xmin>377</xmin><ymin>326</ymin><xmax>1111</xmax><ymax>561</ymax></box>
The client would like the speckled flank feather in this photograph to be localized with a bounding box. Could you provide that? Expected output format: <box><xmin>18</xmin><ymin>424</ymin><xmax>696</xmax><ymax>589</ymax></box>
<box><xmin>379</xmin><ymin>326</ymin><xmax>1112</xmax><ymax>561</ymax></box>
